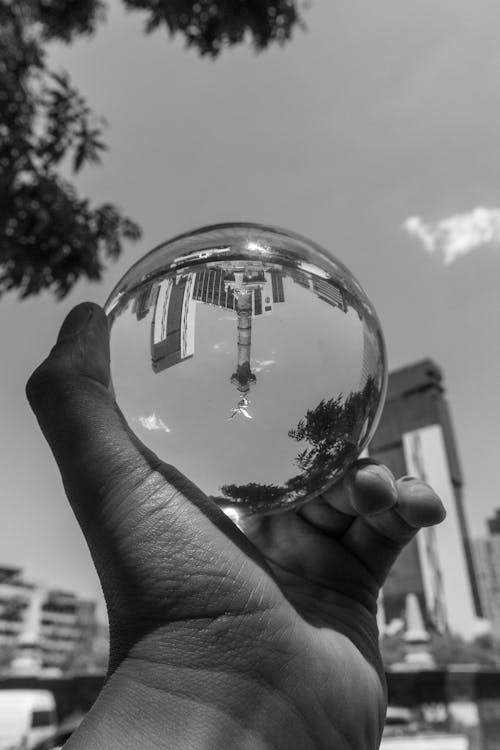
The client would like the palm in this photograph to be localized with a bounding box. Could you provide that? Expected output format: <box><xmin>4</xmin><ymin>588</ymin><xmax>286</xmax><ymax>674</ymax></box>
<box><xmin>104</xmin><ymin>466</ymin><xmax>425</xmax><ymax>748</ymax></box>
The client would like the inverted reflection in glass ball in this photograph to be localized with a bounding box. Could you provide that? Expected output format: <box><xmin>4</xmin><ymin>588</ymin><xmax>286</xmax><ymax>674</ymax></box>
<box><xmin>104</xmin><ymin>223</ymin><xmax>387</xmax><ymax>517</ymax></box>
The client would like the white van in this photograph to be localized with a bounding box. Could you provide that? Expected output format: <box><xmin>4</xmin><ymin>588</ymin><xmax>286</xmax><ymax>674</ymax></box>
<box><xmin>0</xmin><ymin>690</ymin><xmax>57</xmax><ymax>750</ymax></box>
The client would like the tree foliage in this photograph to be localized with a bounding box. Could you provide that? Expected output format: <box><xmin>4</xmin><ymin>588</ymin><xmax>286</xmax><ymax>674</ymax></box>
<box><xmin>216</xmin><ymin>481</ymin><xmax>287</xmax><ymax>505</ymax></box>
<box><xmin>1</xmin><ymin>1</ymin><xmax>306</xmax><ymax>300</ymax></box>
<box><xmin>122</xmin><ymin>0</ymin><xmax>305</xmax><ymax>57</ymax></box>
<box><xmin>0</xmin><ymin>1</ymin><xmax>141</xmax><ymax>299</ymax></box>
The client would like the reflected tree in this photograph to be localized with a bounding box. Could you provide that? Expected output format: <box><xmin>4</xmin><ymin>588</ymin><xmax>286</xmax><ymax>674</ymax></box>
<box><xmin>211</xmin><ymin>481</ymin><xmax>287</xmax><ymax>508</ymax></box>
<box><xmin>286</xmin><ymin>376</ymin><xmax>378</xmax><ymax>495</ymax></box>
<box><xmin>211</xmin><ymin>377</ymin><xmax>378</xmax><ymax>511</ymax></box>
<box><xmin>1</xmin><ymin>0</ymin><xmax>306</xmax><ymax>300</ymax></box>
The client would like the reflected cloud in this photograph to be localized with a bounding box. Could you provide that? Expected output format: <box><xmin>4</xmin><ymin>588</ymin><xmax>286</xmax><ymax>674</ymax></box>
<box><xmin>404</xmin><ymin>207</ymin><xmax>500</xmax><ymax>263</ymax></box>
<box><xmin>252</xmin><ymin>359</ymin><xmax>276</xmax><ymax>373</ymax></box>
<box><xmin>138</xmin><ymin>414</ymin><xmax>171</xmax><ymax>433</ymax></box>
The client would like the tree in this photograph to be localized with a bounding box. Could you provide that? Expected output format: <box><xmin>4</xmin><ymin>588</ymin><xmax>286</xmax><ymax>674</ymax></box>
<box><xmin>0</xmin><ymin>1</ymin><xmax>141</xmax><ymax>299</ymax></box>
<box><xmin>122</xmin><ymin>0</ymin><xmax>305</xmax><ymax>57</ymax></box>
<box><xmin>0</xmin><ymin>0</ymin><xmax>306</xmax><ymax>300</ymax></box>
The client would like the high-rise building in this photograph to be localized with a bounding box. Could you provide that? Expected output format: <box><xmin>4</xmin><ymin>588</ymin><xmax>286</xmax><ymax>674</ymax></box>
<box><xmin>473</xmin><ymin>515</ymin><xmax>500</xmax><ymax>640</ymax></box>
<box><xmin>369</xmin><ymin>360</ymin><xmax>481</xmax><ymax>638</ymax></box>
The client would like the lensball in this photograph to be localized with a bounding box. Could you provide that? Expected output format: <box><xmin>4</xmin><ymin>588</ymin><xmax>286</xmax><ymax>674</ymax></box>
<box><xmin>104</xmin><ymin>223</ymin><xmax>387</xmax><ymax>517</ymax></box>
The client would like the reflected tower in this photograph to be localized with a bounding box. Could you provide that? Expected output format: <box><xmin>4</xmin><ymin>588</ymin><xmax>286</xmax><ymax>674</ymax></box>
<box><xmin>231</xmin><ymin>290</ymin><xmax>256</xmax><ymax>396</ymax></box>
<box><xmin>224</xmin><ymin>267</ymin><xmax>266</xmax><ymax>420</ymax></box>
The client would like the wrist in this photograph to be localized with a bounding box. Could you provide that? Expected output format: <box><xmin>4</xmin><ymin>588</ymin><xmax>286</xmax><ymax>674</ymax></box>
<box><xmin>65</xmin><ymin>656</ymin><xmax>355</xmax><ymax>750</ymax></box>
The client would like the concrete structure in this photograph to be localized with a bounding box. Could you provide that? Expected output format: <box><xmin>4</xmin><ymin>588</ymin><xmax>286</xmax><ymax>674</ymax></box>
<box><xmin>473</xmin><ymin>516</ymin><xmax>500</xmax><ymax>641</ymax></box>
<box><xmin>369</xmin><ymin>360</ymin><xmax>481</xmax><ymax>637</ymax></box>
<box><xmin>0</xmin><ymin>567</ymin><xmax>99</xmax><ymax>675</ymax></box>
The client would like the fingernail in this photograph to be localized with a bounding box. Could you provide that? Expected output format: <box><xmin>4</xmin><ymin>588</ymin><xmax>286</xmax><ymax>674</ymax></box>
<box><xmin>359</xmin><ymin>464</ymin><xmax>398</xmax><ymax>498</ymax></box>
<box><xmin>400</xmin><ymin>475</ymin><xmax>418</xmax><ymax>482</ymax></box>
<box><xmin>408</xmin><ymin>480</ymin><xmax>440</xmax><ymax>499</ymax></box>
<box><xmin>57</xmin><ymin>304</ymin><xmax>95</xmax><ymax>343</ymax></box>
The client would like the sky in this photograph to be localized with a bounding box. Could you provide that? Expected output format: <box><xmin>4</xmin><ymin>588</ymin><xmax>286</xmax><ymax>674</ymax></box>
<box><xmin>1</xmin><ymin>0</ymin><xmax>499</xmax><ymax>627</ymax></box>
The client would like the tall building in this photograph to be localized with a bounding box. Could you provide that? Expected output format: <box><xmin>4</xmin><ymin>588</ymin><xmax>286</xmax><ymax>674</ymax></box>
<box><xmin>473</xmin><ymin>515</ymin><xmax>500</xmax><ymax>640</ymax></box>
<box><xmin>369</xmin><ymin>360</ymin><xmax>481</xmax><ymax>638</ymax></box>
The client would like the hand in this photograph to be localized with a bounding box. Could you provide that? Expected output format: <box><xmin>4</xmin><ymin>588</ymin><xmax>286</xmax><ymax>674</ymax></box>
<box><xmin>27</xmin><ymin>303</ymin><xmax>446</xmax><ymax>750</ymax></box>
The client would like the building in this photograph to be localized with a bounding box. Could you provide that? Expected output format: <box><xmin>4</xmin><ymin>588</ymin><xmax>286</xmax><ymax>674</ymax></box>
<box><xmin>40</xmin><ymin>590</ymin><xmax>98</xmax><ymax>673</ymax></box>
<box><xmin>473</xmin><ymin>516</ymin><xmax>500</xmax><ymax>640</ymax></box>
<box><xmin>369</xmin><ymin>360</ymin><xmax>481</xmax><ymax>638</ymax></box>
<box><xmin>0</xmin><ymin>567</ymin><xmax>99</xmax><ymax>675</ymax></box>
<box><xmin>287</xmin><ymin>268</ymin><xmax>349</xmax><ymax>313</ymax></box>
<box><xmin>0</xmin><ymin>567</ymin><xmax>33</xmax><ymax>651</ymax></box>
<box><xmin>151</xmin><ymin>275</ymin><xmax>196</xmax><ymax>373</ymax></box>
<box><xmin>192</xmin><ymin>266</ymin><xmax>285</xmax><ymax>316</ymax></box>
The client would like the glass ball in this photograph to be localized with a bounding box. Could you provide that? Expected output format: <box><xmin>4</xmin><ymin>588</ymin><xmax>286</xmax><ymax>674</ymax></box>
<box><xmin>104</xmin><ymin>223</ymin><xmax>387</xmax><ymax>518</ymax></box>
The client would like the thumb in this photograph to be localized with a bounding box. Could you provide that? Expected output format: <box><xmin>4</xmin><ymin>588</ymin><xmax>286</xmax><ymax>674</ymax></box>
<box><xmin>26</xmin><ymin>304</ymin><xmax>216</xmax><ymax>603</ymax></box>
<box><xmin>26</xmin><ymin>302</ymin><xmax>162</xmax><ymax>523</ymax></box>
<box><xmin>26</xmin><ymin>304</ymin><xmax>261</xmax><ymax>639</ymax></box>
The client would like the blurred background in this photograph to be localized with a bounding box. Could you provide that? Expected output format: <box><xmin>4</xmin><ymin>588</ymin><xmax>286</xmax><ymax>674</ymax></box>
<box><xmin>1</xmin><ymin>1</ymin><xmax>500</xmax><ymax>747</ymax></box>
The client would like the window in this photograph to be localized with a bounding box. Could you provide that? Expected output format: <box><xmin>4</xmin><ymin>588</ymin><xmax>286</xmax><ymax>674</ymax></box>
<box><xmin>31</xmin><ymin>709</ymin><xmax>56</xmax><ymax>728</ymax></box>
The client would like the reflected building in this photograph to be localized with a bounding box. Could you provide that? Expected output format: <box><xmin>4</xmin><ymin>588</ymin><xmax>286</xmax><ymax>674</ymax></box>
<box><xmin>288</xmin><ymin>269</ymin><xmax>349</xmax><ymax>313</ymax></box>
<box><xmin>193</xmin><ymin>266</ymin><xmax>285</xmax><ymax>316</ymax></box>
<box><xmin>359</xmin><ymin>328</ymin><xmax>381</xmax><ymax>390</ymax></box>
<box><xmin>151</xmin><ymin>276</ymin><xmax>196</xmax><ymax>373</ymax></box>
<box><xmin>311</xmin><ymin>277</ymin><xmax>348</xmax><ymax>312</ymax></box>
<box><xmin>369</xmin><ymin>360</ymin><xmax>481</xmax><ymax>638</ymax></box>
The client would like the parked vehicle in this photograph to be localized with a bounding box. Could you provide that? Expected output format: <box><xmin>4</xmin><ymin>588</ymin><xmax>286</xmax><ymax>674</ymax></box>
<box><xmin>0</xmin><ymin>690</ymin><xmax>57</xmax><ymax>750</ymax></box>
<box><xmin>32</xmin><ymin>710</ymin><xmax>84</xmax><ymax>750</ymax></box>
<box><xmin>380</xmin><ymin>706</ymin><xmax>469</xmax><ymax>750</ymax></box>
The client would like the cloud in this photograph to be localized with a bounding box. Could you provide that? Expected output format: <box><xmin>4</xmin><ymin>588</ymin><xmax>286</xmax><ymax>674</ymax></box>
<box><xmin>138</xmin><ymin>413</ymin><xmax>171</xmax><ymax>433</ymax></box>
<box><xmin>252</xmin><ymin>359</ymin><xmax>276</xmax><ymax>373</ymax></box>
<box><xmin>403</xmin><ymin>207</ymin><xmax>500</xmax><ymax>263</ymax></box>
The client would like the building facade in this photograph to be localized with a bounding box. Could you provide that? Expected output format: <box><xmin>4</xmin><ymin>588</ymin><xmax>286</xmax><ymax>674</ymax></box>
<box><xmin>369</xmin><ymin>360</ymin><xmax>481</xmax><ymax>637</ymax></box>
<box><xmin>0</xmin><ymin>567</ymin><xmax>99</xmax><ymax>675</ymax></box>
<box><xmin>473</xmin><ymin>516</ymin><xmax>500</xmax><ymax>641</ymax></box>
